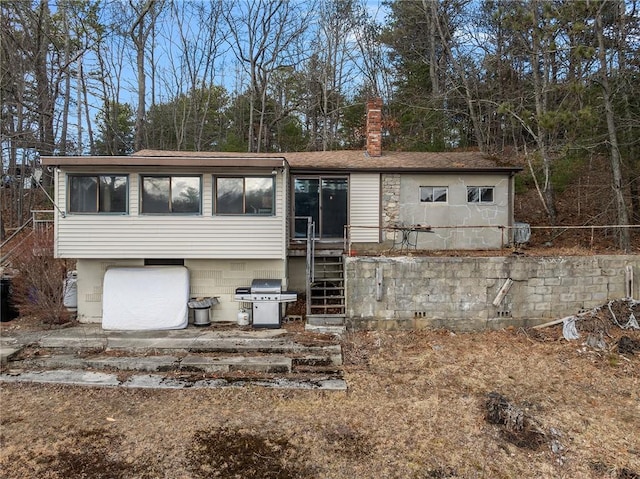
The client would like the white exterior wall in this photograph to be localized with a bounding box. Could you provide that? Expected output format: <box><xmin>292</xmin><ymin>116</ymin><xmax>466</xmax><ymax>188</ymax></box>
<box><xmin>76</xmin><ymin>258</ymin><xmax>286</xmax><ymax>323</ymax></box>
<box><xmin>399</xmin><ymin>173</ymin><xmax>511</xmax><ymax>249</ymax></box>
<box><xmin>53</xmin><ymin>167</ymin><xmax>286</xmax><ymax>259</ymax></box>
<box><xmin>349</xmin><ymin>173</ymin><xmax>381</xmax><ymax>243</ymax></box>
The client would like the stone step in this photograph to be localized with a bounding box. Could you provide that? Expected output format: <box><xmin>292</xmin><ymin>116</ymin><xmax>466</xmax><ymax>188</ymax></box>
<box><xmin>292</xmin><ymin>364</ymin><xmax>343</xmax><ymax>376</ymax></box>
<box><xmin>0</xmin><ymin>346</ymin><xmax>22</xmax><ymax>367</ymax></box>
<box><xmin>11</xmin><ymin>353</ymin><xmax>296</xmax><ymax>374</ymax></box>
<box><xmin>0</xmin><ymin>369</ymin><xmax>348</xmax><ymax>390</ymax></box>
<box><xmin>0</xmin><ymin>325</ymin><xmax>346</xmax><ymax>389</ymax></box>
<box><xmin>36</xmin><ymin>331</ymin><xmax>342</xmax><ymax>365</ymax></box>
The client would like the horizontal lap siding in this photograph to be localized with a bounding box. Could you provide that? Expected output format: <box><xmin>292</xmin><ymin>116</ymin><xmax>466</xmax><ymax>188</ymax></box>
<box><xmin>55</xmin><ymin>168</ymin><xmax>286</xmax><ymax>259</ymax></box>
<box><xmin>57</xmin><ymin>217</ymin><xmax>285</xmax><ymax>258</ymax></box>
<box><xmin>350</xmin><ymin>173</ymin><xmax>381</xmax><ymax>243</ymax></box>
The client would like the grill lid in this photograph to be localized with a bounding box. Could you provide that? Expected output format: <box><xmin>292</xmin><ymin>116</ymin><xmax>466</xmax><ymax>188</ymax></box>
<box><xmin>250</xmin><ymin>278</ymin><xmax>282</xmax><ymax>294</ymax></box>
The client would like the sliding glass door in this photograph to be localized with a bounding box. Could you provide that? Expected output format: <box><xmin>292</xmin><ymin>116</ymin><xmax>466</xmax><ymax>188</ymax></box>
<box><xmin>294</xmin><ymin>177</ymin><xmax>348</xmax><ymax>240</ymax></box>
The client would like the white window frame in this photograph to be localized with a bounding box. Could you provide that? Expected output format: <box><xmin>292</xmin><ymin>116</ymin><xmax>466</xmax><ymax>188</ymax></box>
<box><xmin>467</xmin><ymin>186</ymin><xmax>495</xmax><ymax>204</ymax></box>
<box><xmin>419</xmin><ymin>186</ymin><xmax>448</xmax><ymax>203</ymax></box>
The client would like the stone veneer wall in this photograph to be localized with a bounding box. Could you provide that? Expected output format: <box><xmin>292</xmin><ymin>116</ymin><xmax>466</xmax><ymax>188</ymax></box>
<box><xmin>381</xmin><ymin>173</ymin><xmax>400</xmax><ymax>241</ymax></box>
<box><xmin>345</xmin><ymin>255</ymin><xmax>639</xmax><ymax>331</ymax></box>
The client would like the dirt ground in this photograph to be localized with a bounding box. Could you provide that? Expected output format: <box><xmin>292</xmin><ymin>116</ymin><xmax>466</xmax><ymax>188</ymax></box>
<box><xmin>1</xmin><ymin>315</ymin><xmax>639</xmax><ymax>479</ymax></box>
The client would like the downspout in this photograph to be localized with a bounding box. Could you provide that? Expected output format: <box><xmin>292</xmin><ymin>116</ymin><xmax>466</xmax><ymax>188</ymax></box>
<box><xmin>509</xmin><ymin>171</ymin><xmax>516</xmax><ymax>245</ymax></box>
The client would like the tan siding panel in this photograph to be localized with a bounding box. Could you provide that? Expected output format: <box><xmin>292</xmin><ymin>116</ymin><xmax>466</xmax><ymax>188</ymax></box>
<box><xmin>56</xmin><ymin>167</ymin><xmax>286</xmax><ymax>259</ymax></box>
<box><xmin>350</xmin><ymin>173</ymin><xmax>381</xmax><ymax>243</ymax></box>
<box><xmin>57</xmin><ymin>216</ymin><xmax>285</xmax><ymax>258</ymax></box>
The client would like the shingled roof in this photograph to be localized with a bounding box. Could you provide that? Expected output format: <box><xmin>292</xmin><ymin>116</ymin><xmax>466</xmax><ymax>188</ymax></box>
<box><xmin>42</xmin><ymin>148</ymin><xmax>521</xmax><ymax>173</ymax></box>
<box><xmin>132</xmin><ymin>149</ymin><xmax>520</xmax><ymax>173</ymax></box>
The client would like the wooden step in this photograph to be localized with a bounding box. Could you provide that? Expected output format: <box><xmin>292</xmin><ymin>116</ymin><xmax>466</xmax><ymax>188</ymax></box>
<box><xmin>313</xmin><ymin>278</ymin><xmax>344</xmax><ymax>284</ymax></box>
<box><xmin>311</xmin><ymin>283</ymin><xmax>344</xmax><ymax>291</ymax></box>
<box><xmin>310</xmin><ymin>305</ymin><xmax>346</xmax><ymax>312</ymax></box>
<box><xmin>314</xmin><ymin>259</ymin><xmax>343</xmax><ymax>265</ymax></box>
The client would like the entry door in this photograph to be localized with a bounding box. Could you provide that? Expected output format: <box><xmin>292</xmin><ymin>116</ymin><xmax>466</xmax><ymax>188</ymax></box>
<box><xmin>294</xmin><ymin>177</ymin><xmax>348</xmax><ymax>240</ymax></box>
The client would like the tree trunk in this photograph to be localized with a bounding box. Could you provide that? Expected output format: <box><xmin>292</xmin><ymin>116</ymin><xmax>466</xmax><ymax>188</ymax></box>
<box><xmin>530</xmin><ymin>0</ymin><xmax>556</xmax><ymax>224</ymax></box>
<box><xmin>596</xmin><ymin>6</ymin><xmax>630</xmax><ymax>251</ymax></box>
<box><xmin>130</xmin><ymin>0</ymin><xmax>155</xmax><ymax>152</ymax></box>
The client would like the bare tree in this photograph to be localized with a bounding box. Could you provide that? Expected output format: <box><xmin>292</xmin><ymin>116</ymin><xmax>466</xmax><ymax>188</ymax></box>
<box><xmin>155</xmin><ymin>0</ymin><xmax>227</xmax><ymax>150</ymax></box>
<box><xmin>128</xmin><ymin>0</ymin><xmax>162</xmax><ymax>151</ymax></box>
<box><xmin>423</xmin><ymin>0</ymin><xmax>486</xmax><ymax>151</ymax></box>
<box><xmin>304</xmin><ymin>0</ymin><xmax>361</xmax><ymax>150</ymax></box>
<box><xmin>224</xmin><ymin>0</ymin><xmax>311</xmax><ymax>152</ymax></box>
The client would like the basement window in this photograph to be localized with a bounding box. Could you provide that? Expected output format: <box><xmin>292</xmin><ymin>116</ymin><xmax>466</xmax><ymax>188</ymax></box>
<box><xmin>141</xmin><ymin>175</ymin><xmax>201</xmax><ymax>214</ymax></box>
<box><xmin>420</xmin><ymin>186</ymin><xmax>448</xmax><ymax>203</ymax></box>
<box><xmin>467</xmin><ymin>186</ymin><xmax>494</xmax><ymax>204</ymax></box>
<box><xmin>68</xmin><ymin>174</ymin><xmax>128</xmax><ymax>213</ymax></box>
<box><xmin>214</xmin><ymin>176</ymin><xmax>274</xmax><ymax>215</ymax></box>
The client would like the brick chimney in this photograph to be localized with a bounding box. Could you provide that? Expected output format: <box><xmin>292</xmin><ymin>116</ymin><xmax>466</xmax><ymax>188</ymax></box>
<box><xmin>366</xmin><ymin>97</ymin><xmax>383</xmax><ymax>157</ymax></box>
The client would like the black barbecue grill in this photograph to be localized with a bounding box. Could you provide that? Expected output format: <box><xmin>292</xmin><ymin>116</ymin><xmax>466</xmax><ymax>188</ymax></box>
<box><xmin>234</xmin><ymin>279</ymin><xmax>297</xmax><ymax>328</ymax></box>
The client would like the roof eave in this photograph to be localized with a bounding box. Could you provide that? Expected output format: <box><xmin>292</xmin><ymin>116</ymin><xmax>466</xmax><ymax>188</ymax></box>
<box><xmin>289</xmin><ymin>166</ymin><xmax>524</xmax><ymax>174</ymax></box>
<box><xmin>40</xmin><ymin>156</ymin><xmax>287</xmax><ymax>168</ymax></box>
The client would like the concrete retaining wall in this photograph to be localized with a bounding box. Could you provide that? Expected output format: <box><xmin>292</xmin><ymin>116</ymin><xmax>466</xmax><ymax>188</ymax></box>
<box><xmin>345</xmin><ymin>255</ymin><xmax>638</xmax><ymax>331</ymax></box>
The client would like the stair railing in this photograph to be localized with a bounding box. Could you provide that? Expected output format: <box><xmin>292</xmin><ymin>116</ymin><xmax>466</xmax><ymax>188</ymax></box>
<box><xmin>294</xmin><ymin>216</ymin><xmax>316</xmax><ymax>318</ymax></box>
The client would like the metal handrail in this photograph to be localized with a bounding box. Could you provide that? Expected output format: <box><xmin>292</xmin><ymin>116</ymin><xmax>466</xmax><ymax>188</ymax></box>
<box><xmin>0</xmin><ymin>217</ymin><xmax>33</xmax><ymax>250</ymax></box>
<box><xmin>294</xmin><ymin>216</ymin><xmax>315</xmax><ymax>318</ymax></box>
<box><xmin>344</xmin><ymin>223</ymin><xmax>640</xmax><ymax>252</ymax></box>
<box><xmin>0</xmin><ymin>210</ymin><xmax>54</xmax><ymax>266</ymax></box>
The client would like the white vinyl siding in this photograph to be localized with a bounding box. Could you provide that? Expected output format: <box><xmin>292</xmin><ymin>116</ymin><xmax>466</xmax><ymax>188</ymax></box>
<box><xmin>349</xmin><ymin>173</ymin><xmax>381</xmax><ymax>243</ymax></box>
<box><xmin>55</xmin><ymin>168</ymin><xmax>285</xmax><ymax>259</ymax></box>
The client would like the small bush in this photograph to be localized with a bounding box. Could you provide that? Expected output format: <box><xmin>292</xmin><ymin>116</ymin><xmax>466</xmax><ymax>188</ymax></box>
<box><xmin>9</xmin><ymin>228</ymin><xmax>73</xmax><ymax>325</ymax></box>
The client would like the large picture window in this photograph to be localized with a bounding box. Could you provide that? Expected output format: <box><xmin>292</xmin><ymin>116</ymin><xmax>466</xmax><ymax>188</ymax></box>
<box><xmin>420</xmin><ymin>186</ymin><xmax>448</xmax><ymax>203</ymax></box>
<box><xmin>215</xmin><ymin>176</ymin><xmax>274</xmax><ymax>215</ymax></box>
<box><xmin>141</xmin><ymin>175</ymin><xmax>201</xmax><ymax>214</ymax></box>
<box><xmin>68</xmin><ymin>175</ymin><xmax>128</xmax><ymax>213</ymax></box>
<box><xmin>467</xmin><ymin>186</ymin><xmax>494</xmax><ymax>204</ymax></box>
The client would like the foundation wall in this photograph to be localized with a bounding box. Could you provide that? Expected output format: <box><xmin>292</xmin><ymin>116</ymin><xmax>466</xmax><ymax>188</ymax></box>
<box><xmin>345</xmin><ymin>255</ymin><xmax>639</xmax><ymax>331</ymax></box>
<box><xmin>76</xmin><ymin>258</ymin><xmax>286</xmax><ymax>324</ymax></box>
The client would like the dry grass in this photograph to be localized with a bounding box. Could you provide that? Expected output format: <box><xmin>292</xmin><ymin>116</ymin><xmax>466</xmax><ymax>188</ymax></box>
<box><xmin>1</xmin><ymin>327</ymin><xmax>639</xmax><ymax>479</ymax></box>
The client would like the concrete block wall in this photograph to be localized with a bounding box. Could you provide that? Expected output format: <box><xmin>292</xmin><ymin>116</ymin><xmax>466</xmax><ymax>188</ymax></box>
<box><xmin>76</xmin><ymin>258</ymin><xmax>285</xmax><ymax>324</ymax></box>
<box><xmin>345</xmin><ymin>255</ymin><xmax>639</xmax><ymax>331</ymax></box>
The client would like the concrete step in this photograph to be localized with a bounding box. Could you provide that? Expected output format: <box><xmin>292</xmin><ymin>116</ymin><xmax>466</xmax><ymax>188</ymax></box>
<box><xmin>35</xmin><ymin>329</ymin><xmax>342</xmax><ymax>363</ymax></box>
<box><xmin>12</xmin><ymin>353</ymin><xmax>295</xmax><ymax>374</ymax></box>
<box><xmin>0</xmin><ymin>346</ymin><xmax>22</xmax><ymax>367</ymax></box>
<box><xmin>0</xmin><ymin>369</ymin><xmax>347</xmax><ymax>390</ymax></box>
<box><xmin>305</xmin><ymin>324</ymin><xmax>346</xmax><ymax>337</ymax></box>
<box><xmin>0</xmin><ymin>324</ymin><xmax>346</xmax><ymax>389</ymax></box>
<box><xmin>306</xmin><ymin>314</ymin><xmax>346</xmax><ymax>326</ymax></box>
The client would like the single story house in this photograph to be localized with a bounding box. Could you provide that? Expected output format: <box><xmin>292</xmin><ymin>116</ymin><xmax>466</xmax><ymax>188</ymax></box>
<box><xmin>41</xmin><ymin>99</ymin><xmax>522</xmax><ymax>327</ymax></box>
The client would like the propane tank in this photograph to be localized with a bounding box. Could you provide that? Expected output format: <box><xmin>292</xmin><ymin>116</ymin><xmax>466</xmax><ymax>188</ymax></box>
<box><xmin>237</xmin><ymin>308</ymin><xmax>250</xmax><ymax>326</ymax></box>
